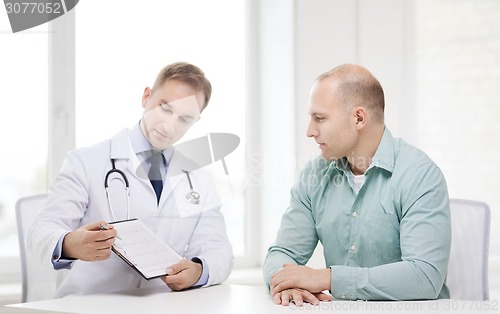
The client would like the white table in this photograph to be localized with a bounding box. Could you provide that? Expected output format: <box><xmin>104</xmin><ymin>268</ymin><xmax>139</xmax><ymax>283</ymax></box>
<box><xmin>3</xmin><ymin>284</ymin><xmax>498</xmax><ymax>314</ymax></box>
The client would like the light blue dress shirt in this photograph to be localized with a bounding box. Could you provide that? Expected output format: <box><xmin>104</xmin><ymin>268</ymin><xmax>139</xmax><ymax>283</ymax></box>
<box><xmin>52</xmin><ymin>123</ymin><xmax>209</xmax><ymax>287</ymax></box>
<box><xmin>263</xmin><ymin>128</ymin><xmax>451</xmax><ymax>300</ymax></box>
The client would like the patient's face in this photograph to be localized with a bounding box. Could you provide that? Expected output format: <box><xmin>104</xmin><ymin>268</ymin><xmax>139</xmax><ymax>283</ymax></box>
<box><xmin>306</xmin><ymin>79</ymin><xmax>358</xmax><ymax>161</ymax></box>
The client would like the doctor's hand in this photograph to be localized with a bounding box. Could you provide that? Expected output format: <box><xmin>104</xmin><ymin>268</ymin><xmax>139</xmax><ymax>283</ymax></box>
<box><xmin>161</xmin><ymin>259</ymin><xmax>202</xmax><ymax>291</ymax></box>
<box><xmin>62</xmin><ymin>221</ymin><xmax>117</xmax><ymax>261</ymax></box>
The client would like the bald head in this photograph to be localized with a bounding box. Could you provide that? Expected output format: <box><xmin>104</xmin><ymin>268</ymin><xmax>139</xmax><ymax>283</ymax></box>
<box><xmin>316</xmin><ymin>64</ymin><xmax>385</xmax><ymax>123</ymax></box>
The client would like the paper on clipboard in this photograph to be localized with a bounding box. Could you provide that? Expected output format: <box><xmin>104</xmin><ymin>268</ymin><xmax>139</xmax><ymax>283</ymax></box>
<box><xmin>110</xmin><ymin>219</ymin><xmax>183</xmax><ymax>280</ymax></box>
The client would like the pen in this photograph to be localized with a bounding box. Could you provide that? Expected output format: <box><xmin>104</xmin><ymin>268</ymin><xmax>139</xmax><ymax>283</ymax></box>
<box><xmin>100</xmin><ymin>223</ymin><xmax>122</xmax><ymax>240</ymax></box>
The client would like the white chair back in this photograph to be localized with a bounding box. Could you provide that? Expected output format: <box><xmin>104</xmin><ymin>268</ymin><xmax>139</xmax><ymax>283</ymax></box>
<box><xmin>15</xmin><ymin>194</ymin><xmax>58</xmax><ymax>302</ymax></box>
<box><xmin>447</xmin><ymin>198</ymin><xmax>490</xmax><ymax>300</ymax></box>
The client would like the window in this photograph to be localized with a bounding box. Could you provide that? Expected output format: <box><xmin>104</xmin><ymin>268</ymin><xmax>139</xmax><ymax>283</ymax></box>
<box><xmin>415</xmin><ymin>0</ymin><xmax>500</xmax><ymax>255</ymax></box>
<box><xmin>75</xmin><ymin>1</ymin><xmax>248</xmax><ymax>258</ymax></box>
<box><xmin>0</xmin><ymin>16</ymin><xmax>48</xmax><ymax>279</ymax></box>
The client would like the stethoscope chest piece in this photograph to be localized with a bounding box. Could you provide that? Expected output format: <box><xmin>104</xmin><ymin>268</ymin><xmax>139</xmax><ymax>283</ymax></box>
<box><xmin>186</xmin><ymin>190</ymin><xmax>200</xmax><ymax>205</ymax></box>
<box><xmin>182</xmin><ymin>169</ymin><xmax>201</xmax><ymax>205</ymax></box>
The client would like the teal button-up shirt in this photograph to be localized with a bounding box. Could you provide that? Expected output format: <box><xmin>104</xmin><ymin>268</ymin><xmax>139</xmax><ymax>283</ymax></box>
<box><xmin>264</xmin><ymin>128</ymin><xmax>451</xmax><ymax>300</ymax></box>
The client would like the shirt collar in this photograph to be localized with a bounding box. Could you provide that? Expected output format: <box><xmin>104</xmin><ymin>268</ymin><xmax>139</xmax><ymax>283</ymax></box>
<box><xmin>129</xmin><ymin>122</ymin><xmax>173</xmax><ymax>163</ymax></box>
<box><xmin>369</xmin><ymin>127</ymin><xmax>395</xmax><ymax>173</ymax></box>
<box><xmin>333</xmin><ymin>127</ymin><xmax>395</xmax><ymax>174</ymax></box>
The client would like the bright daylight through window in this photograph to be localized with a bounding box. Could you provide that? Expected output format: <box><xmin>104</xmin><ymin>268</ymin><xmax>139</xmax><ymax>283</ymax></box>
<box><xmin>74</xmin><ymin>0</ymin><xmax>247</xmax><ymax>256</ymax></box>
<box><xmin>0</xmin><ymin>18</ymin><xmax>48</xmax><ymax>264</ymax></box>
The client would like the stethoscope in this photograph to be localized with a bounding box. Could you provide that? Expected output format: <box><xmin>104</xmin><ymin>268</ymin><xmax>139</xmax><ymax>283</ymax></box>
<box><xmin>104</xmin><ymin>159</ymin><xmax>130</xmax><ymax>222</ymax></box>
<box><xmin>104</xmin><ymin>159</ymin><xmax>201</xmax><ymax>221</ymax></box>
<box><xmin>182</xmin><ymin>169</ymin><xmax>201</xmax><ymax>205</ymax></box>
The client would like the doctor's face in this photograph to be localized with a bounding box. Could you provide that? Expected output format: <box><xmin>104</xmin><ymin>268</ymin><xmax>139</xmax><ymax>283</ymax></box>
<box><xmin>141</xmin><ymin>79</ymin><xmax>204</xmax><ymax>151</ymax></box>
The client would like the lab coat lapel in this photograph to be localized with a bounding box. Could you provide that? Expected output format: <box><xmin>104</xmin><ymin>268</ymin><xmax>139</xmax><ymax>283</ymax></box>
<box><xmin>109</xmin><ymin>129</ymin><xmax>130</xmax><ymax>160</ymax></box>
<box><xmin>160</xmin><ymin>149</ymin><xmax>199</xmax><ymax>206</ymax></box>
<box><xmin>109</xmin><ymin>129</ymin><xmax>150</xmax><ymax>185</ymax></box>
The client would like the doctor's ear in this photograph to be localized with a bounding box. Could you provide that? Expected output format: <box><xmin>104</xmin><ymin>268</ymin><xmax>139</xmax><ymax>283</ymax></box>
<box><xmin>142</xmin><ymin>87</ymin><xmax>152</xmax><ymax>108</ymax></box>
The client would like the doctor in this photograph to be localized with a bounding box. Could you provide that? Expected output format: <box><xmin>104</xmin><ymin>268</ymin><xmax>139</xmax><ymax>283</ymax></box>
<box><xmin>28</xmin><ymin>62</ymin><xmax>233</xmax><ymax>297</ymax></box>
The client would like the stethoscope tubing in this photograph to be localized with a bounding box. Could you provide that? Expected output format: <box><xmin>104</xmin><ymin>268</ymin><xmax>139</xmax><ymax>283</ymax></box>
<box><xmin>105</xmin><ymin>158</ymin><xmax>200</xmax><ymax>221</ymax></box>
<box><xmin>105</xmin><ymin>159</ymin><xmax>131</xmax><ymax>221</ymax></box>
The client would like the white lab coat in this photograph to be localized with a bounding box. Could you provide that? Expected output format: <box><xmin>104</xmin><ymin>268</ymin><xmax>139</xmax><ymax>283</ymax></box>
<box><xmin>27</xmin><ymin>129</ymin><xmax>233</xmax><ymax>298</ymax></box>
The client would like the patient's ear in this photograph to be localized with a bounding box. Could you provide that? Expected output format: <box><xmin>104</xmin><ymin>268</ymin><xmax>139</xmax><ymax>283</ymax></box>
<box><xmin>354</xmin><ymin>107</ymin><xmax>367</xmax><ymax>129</ymax></box>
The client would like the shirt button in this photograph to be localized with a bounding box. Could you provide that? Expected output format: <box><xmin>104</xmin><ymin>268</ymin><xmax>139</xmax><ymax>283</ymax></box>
<box><xmin>350</xmin><ymin>245</ymin><xmax>356</xmax><ymax>251</ymax></box>
<box><xmin>352</xmin><ymin>212</ymin><xmax>358</xmax><ymax>217</ymax></box>
<box><xmin>52</xmin><ymin>255</ymin><xmax>59</xmax><ymax>261</ymax></box>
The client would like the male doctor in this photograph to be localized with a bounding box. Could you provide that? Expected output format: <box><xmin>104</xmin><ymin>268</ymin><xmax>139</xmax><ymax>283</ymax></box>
<box><xmin>28</xmin><ymin>62</ymin><xmax>233</xmax><ymax>297</ymax></box>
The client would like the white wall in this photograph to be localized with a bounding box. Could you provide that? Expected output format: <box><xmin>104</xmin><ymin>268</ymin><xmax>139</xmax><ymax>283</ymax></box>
<box><xmin>257</xmin><ymin>0</ymin><xmax>415</xmax><ymax>268</ymax></box>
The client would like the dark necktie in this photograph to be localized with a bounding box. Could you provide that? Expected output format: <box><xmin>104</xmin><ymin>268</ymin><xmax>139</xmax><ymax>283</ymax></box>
<box><xmin>148</xmin><ymin>152</ymin><xmax>163</xmax><ymax>204</ymax></box>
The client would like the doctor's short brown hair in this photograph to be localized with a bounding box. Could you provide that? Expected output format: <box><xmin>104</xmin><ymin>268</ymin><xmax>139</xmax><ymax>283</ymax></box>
<box><xmin>152</xmin><ymin>62</ymin><xmax>212</xmax><ymax>111</ymax></box>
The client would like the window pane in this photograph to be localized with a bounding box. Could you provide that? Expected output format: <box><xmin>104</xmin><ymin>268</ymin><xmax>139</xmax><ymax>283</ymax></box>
<box><xmin>0</xmin><ymin>19</ymin><xmax>48</xmax><ymax>258</ymax></box>
<box><xmin>415</xmin><ymin>0</ymin><xmax>500</xmax><ymax>255</ymax></box>
<box><xmin>75</xmin><ymin>1</ymin><xmax>247</xmax><ymax>256</ymax></box>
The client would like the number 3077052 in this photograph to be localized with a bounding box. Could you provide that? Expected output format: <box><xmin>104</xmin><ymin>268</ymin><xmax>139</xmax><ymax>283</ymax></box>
<box><xmin>5</xmin><ymin>2</ymin><xmax>62</xmax><ymax>14</ymax></box>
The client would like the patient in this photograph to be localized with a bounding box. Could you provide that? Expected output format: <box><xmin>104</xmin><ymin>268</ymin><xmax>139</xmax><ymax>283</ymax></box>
<box><xmin>263</xmin><ymin>64</ymin><xmax>451</xmax><ymax>306</ymax></box>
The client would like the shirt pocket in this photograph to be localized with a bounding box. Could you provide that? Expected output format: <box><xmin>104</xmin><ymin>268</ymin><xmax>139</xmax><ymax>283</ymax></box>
<box><xmin>363</xmin><ymin>198</ymin><xmax>401</xmax><ymax>263</ymax></box>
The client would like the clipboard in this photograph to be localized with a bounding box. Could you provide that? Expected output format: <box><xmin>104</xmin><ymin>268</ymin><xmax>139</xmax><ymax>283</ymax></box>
<box><xmin>110</xmin><ymin>219</ymin><xmax>183</xmax><ymax>280</ymax></box>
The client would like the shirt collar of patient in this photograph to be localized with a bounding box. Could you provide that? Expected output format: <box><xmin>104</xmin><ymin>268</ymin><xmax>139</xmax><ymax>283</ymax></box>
<box><xmin>333</xmin><ymin>127</ymin><xmax>395</xmax><ymax>175</ymax></box>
